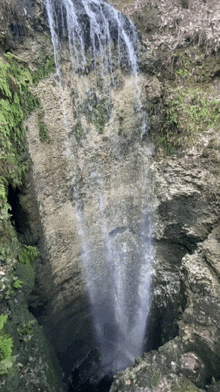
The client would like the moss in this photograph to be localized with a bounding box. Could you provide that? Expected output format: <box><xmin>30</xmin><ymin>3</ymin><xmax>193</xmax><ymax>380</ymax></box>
<box><xmin>0</xmin><ymin>54</ymin><xmax>40</xmax><ymax>188</ymax></box>
<box><xmin>0</xmin><ymin>52</ymin><xmax>62</xmax><ymax>390</ymax></box>
<box><xmin>38</xmin><ymin>120</ymin><xmax>50</xmax><ymax>142</ymax></box>
<box><xmin>2</xmin><ymin>296</ymin><xmax>61</xmax><ymax>392</ymax></box>
<box><xmin>171</xmin><ymin>376</ymin><xmax>202</xmax><ymax>391</ymax></box>
<box><xmin>72</xmin><ymin>120</ymin><xmax>84</xmax><ymax>141</ymax></box>
<box><xmin>0</xmin><ymin>224</ymin><xmax>62</xmax><ymax>391</ymax></box>
<box><xmin>0</xmin><ymin>315</ymin><xmax>13</xmax><ymax>375</ymax></box>
<box><xmin>86</xmin><ymin>99</ymin><xmax>109</xmax><ymax>133</ymax></box>
<box><xmin>149</xmin><ymin>371</ymin><xmax>162</xmax><ymax>387</ymax></box>
<box><xmin>165</xmin><ymin>87</ymin><xmax>220</xmax><ymax>143</ymax></box>
<box><xmin>32</xmin><ymin>57</ymin><xmax>55</xmax><ymax>85</ymax></box>
<box><xmin>154</xmin><ymin>49</ymin><xmax>220</xmax><ymax>154</ymax></box>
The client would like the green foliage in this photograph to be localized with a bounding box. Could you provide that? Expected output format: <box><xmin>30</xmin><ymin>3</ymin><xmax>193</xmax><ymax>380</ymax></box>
<box><xmin>0</xmin><ymin>56</ymin><xmax>40</xmax><ymax>188</ymax></box>
<box><xmin>0</xmin><ymin>180</ymin><xmax>10</xmax><ymax>220</ymax></box>
<box><xmin>0</xmin><ymin>315</ymin><xmax>8</xmax><ymax>330</ymax></box>
<box><xmin>12</xmin><ymin>278</ymin><xmax>23</xmax><ymax>289</ymax></box>
<box><xmin>0</xmin><ymin>315</ymin><xmax>13</xmax><ymax>375</ymax></box>
<box><xmin>18</xmin><ymin>244</ymin><xmax>39</xmax><ymax>266</ymax></box>
<box><xmin>86</xmin><ymin>99</ymin><xmax>109</xmax><ymax>133</ymax></box>
<box><xmin>175</xmin><ymin>68</ymin><xmax>189</xmax><ymax>78</ymax></box>
<box><xmin>0</xmin><ymin>53</ymin><xmax>61</xmax><ymax>389</ymax></box>
<box><xmin>38</xmin><ymin>120</ymin><xmax>50</xmax><ymax>142</ymax></box>
<box><xmin>155</xmin><ymin>136</ymin><xmax>173</xmax><ymax>154</ymax></box>
<box><xmin>32</xmin><ymin>57</ymin><xmax>55</xmax><ymax>85</ymax></box>
<box><xmin>164</xmin><ymin>87</ymin><xmax>220</xmax><ymax>146</ymax></box>
<box><xmin>73</xmin><ymin>120</ymin><xmax>84</xmax><ymax>140</ymax></box>
<box><xmin>19</xmin><ymin>90</ymin><xmax>41</xmax><ymax>118</ymax></box>
<box><xmin>17</xmin><ymin>320</ymin><xmax>35</xmax><ymax>343</ymax></box>
<box><xmin>0</xmin><ymin>246</ymin><xmax>11</xmax><ymax>262</ymax></box>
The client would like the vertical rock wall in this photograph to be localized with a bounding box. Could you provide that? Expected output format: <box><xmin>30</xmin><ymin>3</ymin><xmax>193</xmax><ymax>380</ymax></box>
<box><xmin>7</xmin><ymin>1</ymin><xmax>220</xmax><ymax>390</ymax></box>
<box><xmin>22</xmin><ymin>45</ymin><xmax>155</xmax><ymax>374</ymax></box>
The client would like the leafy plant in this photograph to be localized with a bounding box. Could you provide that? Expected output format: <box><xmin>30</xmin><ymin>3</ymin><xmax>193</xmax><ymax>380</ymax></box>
<box><xmin>12</xmin><ymin>278</ymin><xmax>23</xmax><ymax>289</ymax></box>
<box><xmin>17</xmin><ymin>320</ymin><xmax>35</xmax><ymax>343</ymax></box>
<box><xmin>165</xmin><ymin>87</ymin><xmax>220</xmax><ymax>144</ymax></box>
<box><xmin>0</xmin><ymin>315</ymin><xmax>13</xmax><ymax>375</ymax></box>
<box><xmin>0</xmin><ymin>56</ymin><xmax>40</xmax><ymax>188</ymax></box>
<box><xmin>18</xmin><ymin>244</ymin><xmax>39</xmax><ymax>266</ymax></box>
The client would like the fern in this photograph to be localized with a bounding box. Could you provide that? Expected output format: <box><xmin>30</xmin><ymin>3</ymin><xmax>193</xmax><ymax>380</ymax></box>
<box><xmin>0</xmin><ymin>61</ymin><xmax>12</xmax><ymax>99</ymax></box>
<box><xmin>0</xmin><ymin>56</ymin><xmax>40</xmax><ymax>188</ymax></box>
<box><xmin>18</xmin><ymin>244</ymin><xmax>39</xmax><ymax>266</ymax></box>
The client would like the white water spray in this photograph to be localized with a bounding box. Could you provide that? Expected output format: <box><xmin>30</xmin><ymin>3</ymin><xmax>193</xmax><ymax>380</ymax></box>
<box><xmin>45</xmin><ymin>0</ymin><xmax>153</xmax><ymax>374</ymax></box>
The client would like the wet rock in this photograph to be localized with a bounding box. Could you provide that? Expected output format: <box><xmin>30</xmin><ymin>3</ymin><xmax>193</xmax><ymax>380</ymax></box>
<box><xmin>110</xmin><ymin>337</ymin><xmax>204</xmax><ymax>392</ymax></box>
<box><xmin>178</xmin><ymin>225</ymin><xmax>220</xmax><ymax>381</ymax></box>
<box><xmin>179</xmin><ymin>300</ymin><xmax>220</xmax><ymax>378</ymax></box>
<box><xmin>180</xmin><ymin>352</ymin><xmax>208</xmax><ymax>388</ymax></box>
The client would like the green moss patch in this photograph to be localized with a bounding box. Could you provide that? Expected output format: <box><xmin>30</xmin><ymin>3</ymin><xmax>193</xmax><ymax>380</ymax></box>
<box><xmin>0</xmin><ymin>315</ymin><xmax>13</xmax><ymax>375</ymax></box>
<box><xmin>32</xmin><ymin>57</ymin><xmax>55</xmax><ymax>85</ymax></box>
<box><xmin>165</xmin><ymin>87</ymin><xmax>220</xmax><ymax>145</ymax></box>
<box><xmin>0</xmin><ymin>53</ymin><xmax>41</xmax><ymax>188</ymax></box>
<box><xmin>38</xmin><ymin>120</ymin><xmax>50</xmax><ymax>142</ymax></box>
<box><xmin>86</xmin><ymin>99</ymin><xmax>110</xmax><ymax>134</ymax></box>
<box><xmin>154</xmin><ymin>49</ymin><xmax>220</xmax><ymax>154</ymax></box>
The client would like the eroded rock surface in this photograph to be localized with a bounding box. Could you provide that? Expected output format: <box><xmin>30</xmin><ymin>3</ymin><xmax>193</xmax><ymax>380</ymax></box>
<box><xmin>6</xmin><ymin>0</ymin><xmax>220</xmax><ymax>390</ymax></box>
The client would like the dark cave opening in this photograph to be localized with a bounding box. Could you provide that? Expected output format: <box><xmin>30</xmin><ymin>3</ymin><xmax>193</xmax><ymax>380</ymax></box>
<box><xmin>67</xmin><ymin>348</ymin><xmax>114</xmax><ymax>392</ymax></box>
<box><xmin>7</xmin><ymin>183</ymin><xmax>33</xmax><ymax>243</ymax></box>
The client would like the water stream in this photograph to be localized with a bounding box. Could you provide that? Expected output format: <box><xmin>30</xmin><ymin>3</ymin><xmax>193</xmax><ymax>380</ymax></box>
<box><xmin>45</xmin><ymin>0</ymin><xmax>154</xmax><ymax>382</ymax></box>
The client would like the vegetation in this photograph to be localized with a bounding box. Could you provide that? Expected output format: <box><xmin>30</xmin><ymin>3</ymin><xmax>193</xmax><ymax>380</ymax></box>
<box><xmin>152</xmin><ymin>45</ymin><xmax>220</xmax><ymax>154</ymax></box>
<box><xmin>73</xmin><ymin>120</ymin><xmax>84</xmax><ymax>141</ymax></box>
<box><xmin>160</xmin><ymin>82</ymin><xmax>220</xmax><ymax>151</ymax></box>
<box><xmin>38</xmin><ymin>120</ymin><xmax>50</xmax><ymax>143</ymax></box>
<box><xmin>0</xmin><ymin>53</ymin><xmax>41</xmax><ymax>188</ymax></box>
<box><xmin>85</xmin><ymin>99</ymin><xmax>109</xmax><ymax>134</ymax></box>
<box><xmin>18</xmin><ymin>245</ymin><xmax>39</xmax><ymax>266</ymax></box>
<box><xmin>32</xmin><ymin>57</ymin><xmax>55</xmax><ymax>86</ymax></box>
<box><xmin>0</xmin><ymin>315</ymin><xmax>13</xmax><ymax>375</ymax></box>
<box><xmin>17</xmin><ymin>320</ymin><xmax>35</xmax><ymax>343</ymax></box>
<box><xmin>0</xmin><ymin>49</ymin><xmax>59</xmax><ymax>389</ymax></box>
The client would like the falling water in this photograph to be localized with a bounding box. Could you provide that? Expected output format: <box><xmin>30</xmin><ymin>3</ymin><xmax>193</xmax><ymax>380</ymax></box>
<box><xmin>45</xmin><ymin>0</ymin><xmax>153</xmax><ymax>378</ymax></box>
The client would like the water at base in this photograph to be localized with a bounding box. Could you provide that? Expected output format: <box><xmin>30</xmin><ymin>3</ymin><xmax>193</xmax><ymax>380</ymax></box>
<box><xmin>45</xmin><ymin>0</ymin><xmax>154</xmax><ymax>381</ymax></box>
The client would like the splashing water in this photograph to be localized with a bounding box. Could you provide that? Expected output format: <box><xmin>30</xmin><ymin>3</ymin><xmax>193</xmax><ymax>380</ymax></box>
<box><xmin>45</xmin><ymin>0</ymin><xmax>153</xmax><ymax>375</ymax></box>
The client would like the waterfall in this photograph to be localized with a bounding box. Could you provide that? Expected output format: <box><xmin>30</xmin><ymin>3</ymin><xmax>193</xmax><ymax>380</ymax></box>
<box><xmin>45</xmin><ymin>0</ymin><xmax>139</xmax><ymax>75</ymax></box>
<box><xmin>45</xmin><ymin>0</ymin><xmax>154</xmax><ymax>377</ymax></box>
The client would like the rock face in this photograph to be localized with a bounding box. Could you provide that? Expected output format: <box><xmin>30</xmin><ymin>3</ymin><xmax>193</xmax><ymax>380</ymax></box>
<box><xmin>23</xmin><ymin>53</ymin><xmax>156</xmax><ymax>372</ymax></box>
<box><xmin>6</xmin><ymin>0</ymin><xmax>220</xmax><ymax>390</ymax></box>
<box><xmin>111</xmin><ymin>337</ymin><xmax>204</xmax><ymax>392</ymax></box>
<box><xmin>109</xmin><ymin>0</ymin><xmax>220</xmax><ymax>391</ymax></box>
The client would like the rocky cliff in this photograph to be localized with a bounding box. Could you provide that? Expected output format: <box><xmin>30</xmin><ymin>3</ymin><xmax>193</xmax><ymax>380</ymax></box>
<box><xmin>109</xmin><ymin>0</ymin><xmax>220</xmax><ymax>391</ymax></box>
<box><xmin>0</xmin><ymin>0</ymin><xmax>220</xmax><ymax>391</ymax></box>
